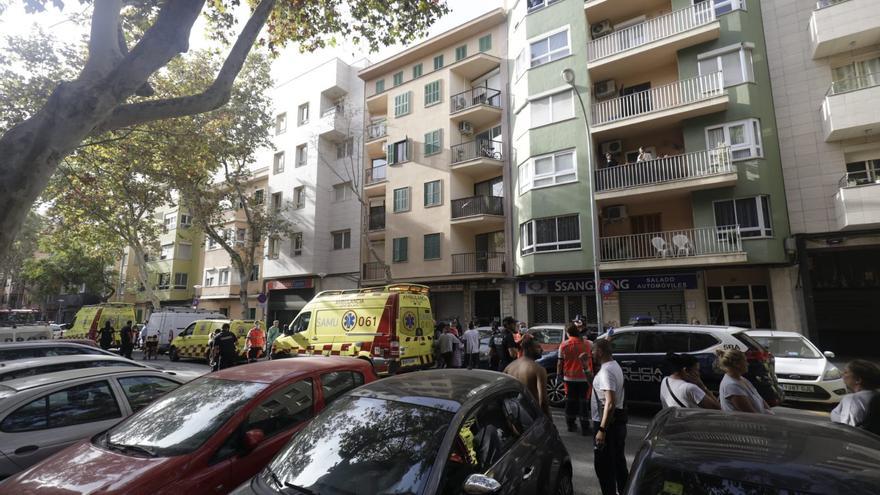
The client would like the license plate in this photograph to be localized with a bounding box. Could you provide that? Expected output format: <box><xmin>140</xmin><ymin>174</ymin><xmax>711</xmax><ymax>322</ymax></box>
<box><xmin>401</xmin><ymin>357</ymin><xmax>420</xmax><ymax>367</ymax></box>
<box><xmin>781</xmin><ymin>384</ymin><xmax>813</xmax><ymax>393</ymax></box>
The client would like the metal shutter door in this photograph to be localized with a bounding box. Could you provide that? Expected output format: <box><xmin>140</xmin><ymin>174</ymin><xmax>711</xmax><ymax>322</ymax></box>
<box><xmin>619</xmin><ymin>291</ymin><xmax>686</xmax><ymax>325</ymax></box>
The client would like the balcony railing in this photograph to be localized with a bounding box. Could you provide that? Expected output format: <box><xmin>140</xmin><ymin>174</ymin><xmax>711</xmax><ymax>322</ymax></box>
<box><xmin>828</xmin><ymin>72</ymin><xmax>880</xmax><ymax>96</ymax></box>
<box><xmin>451</xmin><ymin>195</ymin><xmax>504</xmax><ymax>219</ymax></box>
<box><xmin>362</xmin><ymin>262</ymin><xmax>385</xmax><ymax>281</ymax></box>
<box><xmin>816</xmin><ymin>0</ymin><xmax>851</xmax><ymax>9</ymax></box>
<box><xmin>596</xmin><ymin>147</ymin><xmax>733</xmax><ymax>192</ymax></box>
<box><xmin>587</xmin><ymin>2</ymin><xmax>716</xmax><ymax>62</ymax></box>
<box><xmin>321</xmin><ymin>105</ymin><xmax>343</xmax><ymax>118</ymax></box>
<box><xmin>600</xmin><ymin>226</ymin><xmax>744</xmax><ymax>262</ymax></box>
<box><xmin>365</xmin><ymin>165</ymin><xmax>387</xmax><ymax>185</ymax></box>
<box><xmin>838</xmin><ymin>170</ymin><xmax>880</xmax><ymax>188</ymax></box>
<box><xmin>369</xmin><ymin>207</ymin><xmax>385</xmax><ymax>231</ymax></box>
<box><xmin>451</xmin><ymin>139</ymin><xmax>503</xmax><ymax>164</ymax></box>
<box><xmin>450</xmin><ymin>87</ymin><xmax>501</xmax><ymax>113</ymax></box>
<box><xmin>367</xmin><ymin>120</ymin><xmax>387</xmax><ymax>141</ymax></box>
<box><xmin>452</xmin><ymin>252</ymin><xmax>505</xmax><ymax>274</ymax></box>
<box><xmin>592</xmin><ymin>72</ymin><xmax>724</xmax><ymax>126</ymax></box>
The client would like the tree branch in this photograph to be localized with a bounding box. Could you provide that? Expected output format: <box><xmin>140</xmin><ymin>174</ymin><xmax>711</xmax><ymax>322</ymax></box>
<box><xmin>80</xmin><ymin>0</ymin><xmax>125</xmax><ymax>80</ymax></box>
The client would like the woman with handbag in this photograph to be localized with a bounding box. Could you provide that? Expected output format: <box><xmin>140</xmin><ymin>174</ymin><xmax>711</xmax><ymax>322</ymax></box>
<box><xmin>660</xmin><ymin>352</ymin><xmax>720</xmax><ymax>409</ymax></box>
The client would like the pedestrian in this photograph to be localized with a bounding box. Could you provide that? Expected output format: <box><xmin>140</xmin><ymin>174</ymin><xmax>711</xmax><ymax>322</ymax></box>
<box><xmin>120</xmin><ymin>320</ymin><xmax>133</xmax><ymax>359</ymax></box>
<box><xmin>831</xmin><ymin>360</ymin><xmax>880</xmax><ymax>433</ymax></box>
<box><xmin>211</xmin><ymin>323</ymin><xmax>239</xmax><ymax>371</ymax></box>
<box><xmin>495</xmin><ymin>317</ymin><xmax>518</xmax><ymax>371</ymax></box>
<box><xmin>266</xmin><ymin>320</ymin><xmax>281</xmax><ymax>360</ymax></box>
<box><xmin>591</xmin><ymin>338</ymin><xmax>628</xmax><ymax>495</ymax></box>
<box><xmin>98</xmin><ymin>321</ymin><xmax>114</xmax><ymax>350</ymax></box>
<box><xmin>438</xmin><ymin>323</ymin><xmax>457</xmax><ymax>368</ymax></box>
<box><xmin>604</xmin><ymin>152</ymin><xmax>618</xmax><ymax>168</ymax></box>
<box><xmin>245</xmin><ymin>322</ymin><xmax>265</xmax><ymax>363</ymax></box>
<box><xmin>462</xmin><ymin>323</ymin><xmax>481</xmax><ymax>369</ymax></box>
<box><xmin>558</xmin><ymin>323</ymin><xmax>593</xmax><ymax>435</ymax></box>
<box><xmin>504</xmin><ymin>335</ymin><xmax>550</xmax><ymax>416</ymax></box>
<box><xmin>636</xmin><ymin>146</ymin><xmax>653</xmax><ymax>162</ymax></box>
<box><xmin>450</xmin><ymin>325</ymin><xmax>464</xmax><ymax>368</ymax></box>
<box><xmin>488</xmin><ymin>321</ymin><xmax>501</xmax><ymax>371</ymax></box>
<box><xmin>660</xmin><ymin>352</ymin><xmax>720</xmax><ymax>409</ymax></box>
<box><xmin>716</xmin><ymin>348</ymin><xmax>773</xmax><ymax>414</ymax></box>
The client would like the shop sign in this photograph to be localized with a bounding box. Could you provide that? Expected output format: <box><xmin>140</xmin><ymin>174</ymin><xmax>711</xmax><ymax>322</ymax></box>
<box><xmin>519</xmin><ymin>274</ymin><xmax>697</xmax><ymax>294</ymax></box>
<box><xmin>267</xmin><ymin>278</ymin><xmax>314</xmax><ymax>291</ymax></box>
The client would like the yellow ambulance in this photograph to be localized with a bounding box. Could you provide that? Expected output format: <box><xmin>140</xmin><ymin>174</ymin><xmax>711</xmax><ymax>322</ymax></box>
<box><xmin>271</xmin><ymin>284</ymin><xmax>435</xmax><ymax>374</ymax></box>
<box><xmin>168</xmin><ymin>319</ymin><xmax>260</xmax><ymax>362</ymax></box>
<box><xmin>66</xmin><ymin>303</ymin><xmax>137</xmax><ymax>346</ymax></box>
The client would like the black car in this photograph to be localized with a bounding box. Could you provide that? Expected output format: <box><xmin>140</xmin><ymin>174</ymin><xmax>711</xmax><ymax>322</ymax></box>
<box><xmin>233</xmin><ymin>370</ymin><xmax>573</xmax><ymax>495</ymax></box>
<box><xmin>627</xmin><ymin>408</ymin><xmax>880</xmax><ymax>495</ymax></box>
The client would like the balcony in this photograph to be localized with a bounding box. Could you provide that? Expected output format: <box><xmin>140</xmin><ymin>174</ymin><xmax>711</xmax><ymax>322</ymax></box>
<box><xmin>451</xmin><ymin>252</ymin><xmax>505</xmax><ymax>275</ymax></box>
<box><xmin>451</xmin><ymin>195</ymin><xmax>504</xmax><ymax>227</ymax></box>
<box><xmin>368</xmin><ymin>206</ymin><xmax>385</xmax><ymax>240</ymax></box>
<box><xmin>451</xmin><ymin>139</ymin><xmax>504</xmax><ymax>179</ymax></box>
<box><xmin>366</xmin><ymin>120</ymin><xmax>387</xmax><ymax>142</ymax></box>
<box><xmin>584</xmin><ymin>0</ymin><xmax>668</xmax><ymax>25</ymax></box>
<box><xmin>810</xmin><ymin>0</ymin><xmax>880</xmax><ymax>59</ymax></box>
<box><xmin>834</xmin><ymin>171</ymin><xmax>880</xmax><ymax>230</ymax></box>
<box><xmin>365</xmin><ymin>90</ymin><xmax>388</xmax><ymax>115</ymax></box>
<box><xmin>595</xmin><ymin>147</ymin><xmax>736</xmax><ymax>203</ymax></box>
<box><xmin>364</xmin><ymin>165</ymin><xmax>387</xmax><ymax>195</ymax></box>
<box><xmin>362</xmin><ymin>262</ymin><xmax>386</xmax><ymax>282</ymax></box>
<box><xmin>450</xmin><ymin>87</ymin><xmax>502</xmax><ymax>128</ymax></box>
<box><xmin>820</xmin><ymin>74</ymin><xmax>880</xmax><ymax>141</ymax></box>
<box><xmin>590</xmin><ymin>72</ymin><xmax>727</xmax><ymax>139</ymax></box>
<box><xmin>316</xmin><ymin>106</ymin><xmax>346</xmax><ymax>141</ymax></box>
<box><xmin>586</xmin><ymin>3</ymin><xmax>721</xmax><ymax>80</ymax></box>
<box><xmin>599</xmin><ymin>226</ymin><xmax>747</xmax><ymax>271</ymax></box>
<box><xmin>449</xmin><ymin>52</ymin><xmax>502</xmax><ymax>80</ymax></box>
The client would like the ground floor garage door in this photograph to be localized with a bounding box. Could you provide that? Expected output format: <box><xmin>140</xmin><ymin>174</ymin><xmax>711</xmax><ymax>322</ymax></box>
<box><xmin>431</xmin><ymin>292</ymin><xmax>464</xmax><ymax>323</ymax></box>
<box><xmin>619</xmin><ymin>291</ymin><xmax>686</xmax><ymax>325</ymax></box>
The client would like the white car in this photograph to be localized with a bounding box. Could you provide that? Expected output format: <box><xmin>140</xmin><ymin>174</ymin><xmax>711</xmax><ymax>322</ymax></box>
<box><xmin>747</xmin><ymin>330</ymin><xmax>846</xmax><ymax>405</ymax></box>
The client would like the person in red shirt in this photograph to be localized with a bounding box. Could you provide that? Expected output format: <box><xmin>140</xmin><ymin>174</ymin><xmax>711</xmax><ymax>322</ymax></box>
<box><xmin>557</xmin><ymin>321</ymin><xmax>593</xmax><ymax>435</ymax></box>
<box><xmin>245</xmin><ymin>323</ymin><xmax>266</xmax><ymax>363</ymax></box>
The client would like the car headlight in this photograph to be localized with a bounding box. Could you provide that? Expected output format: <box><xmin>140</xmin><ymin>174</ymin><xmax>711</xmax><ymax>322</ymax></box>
<box><xmin>823</xmin><ymin>364</ymin><xmax>842</xmax><ymax>381</ymax></box>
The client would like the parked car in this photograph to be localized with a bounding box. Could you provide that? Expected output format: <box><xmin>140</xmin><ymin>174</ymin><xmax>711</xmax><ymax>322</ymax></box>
<box><xmin>48</xmin><ymin>323</ymin><xmax>70</xmax><ymax>339</ymax></box>
<box><xmin>0</xmin><ymin>341</ymin><xmax>117</xmax><ymax>362</ymax></box>
<box><xmin>0</xmin><ymin>355</ymin><xmax>159</xmax><ymax>383</ymax></box>
<box><xmin>0</xmin><ymin>366</ymin><xmax>185</xmax><ymax>477</ymax></box>
<box><xmin>528</xmin><ymin>324</ymin><xmax>566</xmax><ymax>354</ymax></box>
<box><xmin>0</xmin><ymin>357</ymin><xmax>377</xmax><ymax>493</ymax></box>
<box><xmin>627</xmin><ymin>408</ymin><xmax>880</xmax><ymax>495</ymax></box>
<box><xmin>232</xmin><ymin>369</ymin><xmax>573</xmax><ymax>495</ymax></box>
<box><xmin>596</xmin><ymin>324</ymin><xmax>784</xmax><ymax>406</ymax></box>
<box><xmin>747</xmin><ymin>330</ymin><xmax>847</xmax><ymax>404</ymax></box>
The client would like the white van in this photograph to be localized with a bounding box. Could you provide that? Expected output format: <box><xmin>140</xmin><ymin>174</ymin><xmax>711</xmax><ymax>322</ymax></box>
<box><xmin>143</xmin><ymin>308</ymin><xmax>225</xmax><ymax>353</ymax></box>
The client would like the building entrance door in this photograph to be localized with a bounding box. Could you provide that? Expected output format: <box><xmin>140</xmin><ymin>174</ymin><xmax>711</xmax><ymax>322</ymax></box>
<box><xmin>473</xmin><ymin>290</ymin><xmax>501</xmax><ymax>326</ymax></box>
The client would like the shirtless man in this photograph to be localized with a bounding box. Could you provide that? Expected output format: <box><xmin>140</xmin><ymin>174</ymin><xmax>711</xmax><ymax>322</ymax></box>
<box><xmin>504</xmin><ymin>335</ymin><xmax>550</xmax><ymax>417</ymax></box>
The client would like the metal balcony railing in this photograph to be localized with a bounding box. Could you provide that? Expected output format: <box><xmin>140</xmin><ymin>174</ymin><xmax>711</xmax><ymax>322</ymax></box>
<box><xmin>366</xmin><ymin>120</ymin><xmax>387</xmax><ymax>141</ymax></box>
<box><xmin>816</xmin><ymin>0</ymin><xmax>851</xmax><ymax>9</ymax></box>
<box><xmin>365</xmin><ymin>165</ymin><xmax>387</xmax><ymax>185</ymax></box>
<box><xmin>362</xmin><ymin>262</ymin><xmax>385</xmax><ymax>281</ymax></box>
<box><xmin>838</xmin><ymin>170</ymin><xmax>880</xmax><ymax>188</ymax></box>
<box><xmin>450</xmin><ymin>87</ymin><xmax>502</xmax><ymax>113</ymax></box>
<box><xmin>451</xmin><ymin>195</ymin><xmax>504</xmax><ymax>219</ymax></box>
<box><xmin>827</xmin><ymin>72</ymin><xmax>880</xmax><ymax>96</ymax></box>
<box><xmin>587</xmin><ymin>2</ymin><xmax>716</xmax><ymax>62</ymax></box>
<box><xmin>592</xmin><ymin>72</ymin><xmax>724</xmax><ymax>126</ymax></box>
<box><xmin>368</xmin><ymin>206</ymin><xmax>385</xmax><ymax>231</ymax></box>
<box><xmin>596</xmin><ymin>147</ymin><xmax>733</xmax><ymax>192</ymax></box>
<box><xmin>452</xmin><ymin>252</ymin><xmax>505</xmax><ymax>274</ymax></box>
<box><xmin>599</xmin><ymin>226</ymin><xmax>744</xmax><ymax>262</ymax></box>
<box><xmin>451</xmin><ymin>139</ymin><xmax>503</xmax><ymax>164</ymax></box>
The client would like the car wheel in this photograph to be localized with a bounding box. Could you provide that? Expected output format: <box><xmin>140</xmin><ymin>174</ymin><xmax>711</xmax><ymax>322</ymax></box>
<box><xmin>169</xmin><ymin>347</ymin><xmax>179</xmax><ymax>362</ymax></box>
<box><xmin>555</xmin><ymin>469</ymin><xmax>573</xmax><ymax>495</ymax></box>
<box><xmin>547</xmin><ymin>373</ymin><xmax>566</xmax><ymax>408</ymax></box>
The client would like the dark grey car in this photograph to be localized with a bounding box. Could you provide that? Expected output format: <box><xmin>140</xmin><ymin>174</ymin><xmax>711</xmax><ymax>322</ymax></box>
<box><xmin>232</xmin><ymin>370</ymin><xmax>573</xmax><ymax>495</ymax></box>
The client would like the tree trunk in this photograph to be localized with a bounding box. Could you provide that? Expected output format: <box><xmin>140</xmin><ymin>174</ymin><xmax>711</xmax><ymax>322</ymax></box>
<box><xmin>237</xmin><ymin>264</ymin><xmax>250</xmax><ymax>321</ymax></box>
<box><xmin>130</xmin><ymin>242</ymin><xmax>162</xmax><ymax>311</ymax></box>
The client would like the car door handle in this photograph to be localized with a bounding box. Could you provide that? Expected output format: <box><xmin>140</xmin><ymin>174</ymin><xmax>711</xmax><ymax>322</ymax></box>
<box><xmin>522</xmin><ymin>466</ymin><xmax>535</xmax><ymax>480</ymax></box>
<box><xmin>14</xmin><ymin>445</ymin><xmax>38</xmax><ymax>455</ymax></box>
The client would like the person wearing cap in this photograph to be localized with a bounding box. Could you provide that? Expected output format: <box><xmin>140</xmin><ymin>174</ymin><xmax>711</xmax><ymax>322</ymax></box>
<box><xmin>558</xmin><ymin>322</ymin><xmax>593</xmax><ymax>434</ymax></box>
<box><xmin>495</xmin><ymin>317</ymin><xmax>518</xmax><ymax>371</ymax></box>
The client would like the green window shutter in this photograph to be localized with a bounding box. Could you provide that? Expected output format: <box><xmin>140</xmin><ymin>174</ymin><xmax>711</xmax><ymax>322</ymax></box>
<box><xmin>387</xmin><ymin>143</ymin><xmax>396</xmax><ymax>165</ymax></box>
<box><xmin>479</xmin><ymin>35</ymin><xmax>492</xmax><ymax>52</ymax></box>
<box><xmin>401</xmin><ymin>238</ymin><xmax>408</xmax><ymax>261</ymax></box>
<box><xmin>413</xmin><ymin>63</ymin><xmax>423</xmax><ymax>78</ymax></box>
<box><xmin>425</xmin><ymin>80</ymin><xmax>441</xmax><ymax>106</ymax></box>
<box><xmin>424</xmin><ymin>234</ymin><xmax>440</xmax><ymax>260</ymax></box>
<box><xmin>433</xmin><ymin>54</ymin><xmax>444</xmax><ymax>70</ymax></box>
<box><xmin>393</xmin><ymin>71</ymin><xmax>403</xmax><ymax>86</ymax></box>
<box><xmin>455</xmin><ymin>45</ymin><xmax>467</xmax><ymax>61</ymax></box>
<box><xmin>375</xmin><ymin>79</ymin><xmax>384</xmax><ymax>93</ymax></box>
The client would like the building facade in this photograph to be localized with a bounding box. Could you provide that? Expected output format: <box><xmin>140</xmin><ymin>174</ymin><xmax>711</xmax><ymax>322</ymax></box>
<box><xmin>762</xmin><ymin>0</ymin><xmax>880</xmax><ymax>356</ymax></box>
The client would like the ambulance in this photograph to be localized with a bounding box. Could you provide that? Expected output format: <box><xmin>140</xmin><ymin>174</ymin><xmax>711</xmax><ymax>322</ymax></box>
<box><xmin>271</xmin><ymin>284</ymin><xmax>435</xmax><ymax>374</ymax></box>
<box><xmin>66</xmin><ymin>303</ymin><xmax>137</xmax><ymax>347</ymax></box>
<box><xmin>168</xmin><ymin>319</ymin><xmax>261</xmax><ymax>362</ymax></box>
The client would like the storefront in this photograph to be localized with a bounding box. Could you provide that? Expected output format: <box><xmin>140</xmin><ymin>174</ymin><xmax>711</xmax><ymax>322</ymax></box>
<box><xmin>266</xmin><ymin>277</ymin><xmax>315</xmax><ymax>328</ymax></box>
<box><xmin>428</xmin><ymin>281</ymin><xmax>515</xmax><ymax>326</ymax></box>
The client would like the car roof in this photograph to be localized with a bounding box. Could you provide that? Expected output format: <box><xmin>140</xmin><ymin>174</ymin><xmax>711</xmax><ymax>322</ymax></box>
<box><xmin>601</xmin><ymin>324</ymin><xmax>747</xmax><ymax>336</ymax></box>
<box><xmin>0</xmin><ymin>341</ymin><xmax>97</xmax><ymax>350</ymax></box>
<box><xmin>0</xmin><ymin>354</ymin><xmax>138</xmax><ymax>371</ymax></box>
<box><xmin>349</xmin><ymin>369</ymin><xmax>518</xmax><ymax>412</ymax></box>
<box><xmin>210</xmin><ymin>356</ymin><xmax>373</xmax><ymax>384</ymax></box>
<box><xmin>642</xmin><ymin>409</ymin><xmax>880</xmax><ymax>493</ymax></box>
<box><xmin>529</xmin><ymin>324</ymin><xmax>565</xmax><ymax>330</ymax></box>
<box><xmin>0</xmin><ymin>366</ymin><xmax>173</xmax><ymax>392</ymax></box>
<box><xmin>746</xmin><ymin>330</ymin><xmax>804</xmax><ymax>338</ymax></box>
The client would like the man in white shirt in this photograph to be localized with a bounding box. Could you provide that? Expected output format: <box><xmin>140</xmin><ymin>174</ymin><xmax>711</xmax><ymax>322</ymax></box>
<box><xmin>591</xmin><ymin>338</ymin><xmax>628</xmax><ymax>495</ymax></box>
<box><xmin>462</xmin><ymin>323</ymin><xmax>481</xmax><ymax>369</ymax></box>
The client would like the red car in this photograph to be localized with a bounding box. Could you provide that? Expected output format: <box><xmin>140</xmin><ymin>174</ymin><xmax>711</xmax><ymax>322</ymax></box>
<box><xmin>1</xmin><ymin>356</ymin><xmax>376</xmax><ymax>494</ymax></box>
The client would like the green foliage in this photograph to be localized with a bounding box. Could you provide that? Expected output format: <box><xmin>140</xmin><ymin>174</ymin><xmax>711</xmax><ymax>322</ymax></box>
<box><xmin>22</xmin><ymin>243</ymin><xmax>116</xmax><ymax>301</ymax></box>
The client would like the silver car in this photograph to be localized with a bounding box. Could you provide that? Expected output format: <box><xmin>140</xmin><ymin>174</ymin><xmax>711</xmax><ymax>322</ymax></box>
<box><xmin>0</xmin><ymin>341</ymin><xmax>117</xmax><ymax>362</ymax></box>
<box><xmin>0</xmin><ymin>366</ymin><xmax>185</xmax><ymax>477</ymax></box>
<box><xmin>0</xmin><ymin>354</ymin><xmax>153</xmax><ymax>382</ymax></box>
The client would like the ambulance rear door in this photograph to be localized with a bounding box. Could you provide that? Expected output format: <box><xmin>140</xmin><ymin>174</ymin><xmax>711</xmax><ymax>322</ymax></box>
<box><xmin>398</xmin><ymin>294</ymin><xmax>431</xmax><ymax>367</ymax></box>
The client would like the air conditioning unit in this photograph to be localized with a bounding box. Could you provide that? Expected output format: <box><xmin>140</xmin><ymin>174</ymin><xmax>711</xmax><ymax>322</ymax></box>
<box><xmin>594</xmin><ymin>79</ymin><xmax>617</xmax><ymax>100</ymax></box>
<box><xmin>458</xmin><ymin>121</ymin><xmax>474</xmax><ymax>135</ymax></box>
<box><xmin>591</xmin><ymin>20</ymin><xmax>613</xmax><ymax>39</ymax></box>
<box><xmin>600</xmin><ymin>140</ymin><xmax>623</xmax><ymax>156</ymax></box>
<box><xmin>604</xmin><ymin>205</ymin><xmax>628</xmax><ymax>220</ymax></box>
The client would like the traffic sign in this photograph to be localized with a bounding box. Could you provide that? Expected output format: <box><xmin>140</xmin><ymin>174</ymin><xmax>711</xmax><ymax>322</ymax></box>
<box><xmin>599</xmin><ymin>280</ymin><xmax>616</xmax><ymax>296</ymax></box>
<box><xmin>257</xmin><ymin>292</ymin><xmax>267</xmax><ymax>304</ymax></box>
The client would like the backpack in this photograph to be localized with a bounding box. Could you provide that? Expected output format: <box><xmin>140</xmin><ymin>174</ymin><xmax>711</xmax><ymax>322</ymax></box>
<box><xmin>862</xmin><ymin>391</ymin><xmax>880</xmax><ymax>436</ymax></box>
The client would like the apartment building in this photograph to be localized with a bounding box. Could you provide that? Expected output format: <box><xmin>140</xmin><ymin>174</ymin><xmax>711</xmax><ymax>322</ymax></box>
<box><xmin>508</xmin><ymin>0</ymin><xmax>793</xmax><ymax>329</ymax></box>
<box><xmin>357</xmin><ymin>9</ymin><xmax>514</xmax><ymax>324</ymax></box>
<box><xmin>763</xmin><ymin>0</ymin><xmax>880</xmax><ymax>356</ymax></box>
<box><xmin>261</xmin><ymin>58</ymin><xmax>367</xmax><ymax>326</ymax></box>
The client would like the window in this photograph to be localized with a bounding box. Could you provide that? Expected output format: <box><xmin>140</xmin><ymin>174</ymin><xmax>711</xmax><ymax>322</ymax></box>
<box><xmin>393</xmin><ymin>71</ymin><xmax>403</xmax><ymax>86</ymax></box>
<box><xmin>254</xmin><ymin>189</ymin><xmax>264</xmax><ymax>205</ymax></box>
<box><xmin>705</xmin><ymin>119</ymin><xmax>763</xmax><ymax>160</ymax></box>
<box><xmin>455</xmin><ymin>44</ymin><xmax>467</xmax><ymax>61</ymax></box>
<box><xmin>412</xmin><ymin>63</ymin><xmax>423</xmax><ymax>79</ymax></box>
<box><xmin>268</xmin><ymin>237</ymin><xmax>280</xmax><ymax>259</ymax></box>
<box><xmin>173</xmin><ymin>272</ymin><xmax>188</xmax><ymax>289</ymax></box>
<box><xmin>424</xmin><ymin>180</ymin><xmax>442</xmax><ymax>207</ymax></box>
<box><xmin>433</xmin><ymin>54</ymin><xmax>444</xmax><ymax>70</ymax></box>
<box><xmin>321</xmin><ymin>372</ymin><xmax>365</xmax><ymax>405</ymax></box>
<box><xmin>393</xmin><ymin>187</ymin><xmax>410</xmax><ymax>212</ymax></box>
<box><xmin>520</xmin><ymin>214</ymin><xmax>581</xmax><ymax>255</ymax></box>
<box><xmin>247</xmin><ymin>380</ymin><xmax>314</xmax><ymax>438</ymax></box>
<box><xmin>609</xmin><ymin>331</ymin><xmax>638</xmax><ymax>353</ymax></box>
<box><xmin>293</xmin><ymin>186</ymin><xmax>305</xmax><ymax>209</ymax></box>
<box><xmin>334</xmin><ymin>182</ymin><xmax>352</xmax><ymax>202</ymax></box>
<box><xmin>273</xmin><ymin>152</ymin><xmax>285</xmax><ymax>174</ymax></box>
<box><xmin>529</xmin><ymin>29</ymin><xmax>570</xmax><ymax>68</ymax></box>
<box><xmin>530</xmin><ymin>90</ymin><xmax>574</xmax><ymax>128</ymax></box>
<box><xmin>424</xmin><ymin>129</ymin><xmax>442</xmax><ymax>156</ymax></box>
<box><xmin>424</xmin><ymin>233</ymin><xmax>441</xmax><ymax>260</ymax></box>
<box><xmin>275</xmin><ymin>113</ymin><xmax>287</xmax><ymax>134</ymax></box>
<box><xmin>424</xmin><ymin>80</ymin><xmax>441</xmax><ymax>106</ymax></box>
<box><xmin>394</xmin><ymin>91</ymin><xmax>412</xmax><ymax>117</ymax></box>
<box><xmin>271</xmin><ymin>192</ymin><xmax>282</xmax><ymax>212</ymax></box>
<box><xmin>519</xmin><ymin>149</ymin><xmax>577</xmax><ymax>192</ymax></box>
<box><xmin>250</xmin><ymin>264</ymin><xmax>259</xmax><ymax>282</ymax></box>
<box><xmin>0</xmin><ymin>381</ymin><xmax>121</xmax><ymax>432</ymax></box>
<box><xmin>160</xmin><ymin>243</ymin><xmax>174</xmax><ymax>260</ymax></box>
<box><xmin>118</xmin><ymin>376</ymin><xmax>180</xmax><ymax>413</ymax></box>
<box><xmin>235</xmin><ymin>228</ymin><xmax>246</xmax><ymax>246</ymax></box>
<box><xmin>204</xmin><ymin>270</ymin><xmax>216</xmax><ymax>287</ymax></box>
<box><xmin>163</xmin><ymin>213</ymin><xmax>176</xmax><ymax>232</ymax></box>
<box><xmin>713</xmin><ymin>196</ymin><xmax>772</xmax><ymax>238</ymax></box>
<box><xmin>479</xmin><ymin>34</ymin><xmax>492</xmax><ymax>52</ymax></box>
<box><xmin>295</xmin><ymin>144</ymin><xmax>307</xmax><ymax>167</ymax></box>
<box><xmin>375</xmin><ymin>79</ymin><xmax>385</xmax><ymax>94</ymax></box>
<box><xmin>709</xmin><ymin>285</ymin><xmax>772</xmax><ymax>331</ymax></box>
<box><xmin>336</xmin><ymin>138</ymin><xmax>354</xmax><ymax>159</ymax></box>
<box><xmin>218</xmin><ymin>269</ymin><xmax>230</xmax><ymax>285</ymax></box>
<box><xmin>694</xmin><ymin>0</ymin><xmax>746</xmax><ymax>16</ymax></box>
<box><xmin>698</xmin><ymin>46</ymin><xmax>754</xmax><ymax>87</ymax></box>
<box><xmin>527</xmin><ymin>0</ymin><xmax>562</xmax><ymax>13</ymax></box>
<box><xmin>291</xmin><ymin>233</ymin><xmax>303</xmax><ymax>256</ymax></box>
<box><xmin>393</xmin><ymin>237</ymin><xmax>408</xmax><ymax>262</ymax></box>
<box><xmin>332</xmin><ymin>230</ymin><xmax>351</xmax><ymax>250</ymax></box>
<box><xmin>297</xmin><ymin>102</ymin><xmax>309</xmax><ymax>125</ymax></box>
<box><xmin>387</xmin><ymin>139</ymin><xmax>410</xmax><ymax>165</ymax></box>
<box><xmin>179</xmin><ymin>214</ymin><xmax>192</xmax><ymax>228</ymax></box>
<box><xmin>831</xmin><ymin>56</ymin><xmax>880</xmax><ymax>94</ymax></box>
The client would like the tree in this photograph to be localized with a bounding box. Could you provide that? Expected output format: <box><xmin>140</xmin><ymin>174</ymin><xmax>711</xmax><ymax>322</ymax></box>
<box><xmin>0</xmin><ymin>0</ymin><xmax>449</xmax><ymax>259</ymax></box>
<box><xmin>21</xmin><ymin>242</ymin><xmax>117</xmax><ymax>303</ymax></box>
<box><xmin>0</xmin><ymin>211</ymin><xmax>42</xmax><ymax>307</ymax></box>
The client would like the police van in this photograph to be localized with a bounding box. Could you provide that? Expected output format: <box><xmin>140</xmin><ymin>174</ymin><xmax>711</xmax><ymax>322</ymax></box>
<box><xmin>271</xmin><ymin>284</ymin><xmax>435</xmax><ymax>374</ymax></box>
<box><xmin>596</xmin><ymin>322</ymin><xmax>783</xmax><ymax>406</ymax></box>
<box><xmin>66</xmin><ymin>303</ymin><xmax>137</xmax><ymax>347</ymax></box>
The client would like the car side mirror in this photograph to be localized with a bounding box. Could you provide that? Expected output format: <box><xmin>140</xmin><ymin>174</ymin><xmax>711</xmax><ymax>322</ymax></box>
<box><xmin>823</xmin><ymin>351</ymin><xmax>836</xmax><ymax>359</ymax></box>
<box><xmin>463</xmin><ymin>474</ymin><xmax>501</xmax><ymax>494</ymax></box>
<box><xmin>242</xmin><ymin>428</ymin><xmax>265</xmax><ymax>453</ymax></box>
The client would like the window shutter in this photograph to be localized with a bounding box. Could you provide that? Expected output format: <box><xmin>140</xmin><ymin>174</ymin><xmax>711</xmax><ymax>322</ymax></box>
<box><xmin>387</xmin><ymin>143</ymin><xmax>396</xmax><ymax>165</ymax></box>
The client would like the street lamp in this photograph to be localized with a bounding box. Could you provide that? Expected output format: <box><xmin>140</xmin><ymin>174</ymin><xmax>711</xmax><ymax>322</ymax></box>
<box><xmin>562</xmin><ymin>68</ymin><xmax>604</xmax><ymax>331</ymax></box>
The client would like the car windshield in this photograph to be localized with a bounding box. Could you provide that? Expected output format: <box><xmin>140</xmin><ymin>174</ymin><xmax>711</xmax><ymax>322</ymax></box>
<box><xmin>267</xmin><ymin>396</ymin><xmax>452</xmax><ymax>495</ymax></box>
<box><xmin>636</xmin><ymin>464</ymin><xmax>816</xmax><ymax>495</ymax></box>
<box><xmin>753</xmin><ymin>336</ymin><xmax>821</xmax><ymax>359</ymax></box>
<box><xmin>105</xmin><ymin>377</ymin><xmax>266</xmax><ymax>457</ymax></box>
<box><xmin>531</xmin><ymin>329</ymin><xmax>563</xmax><ymax>344</ymax></box>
